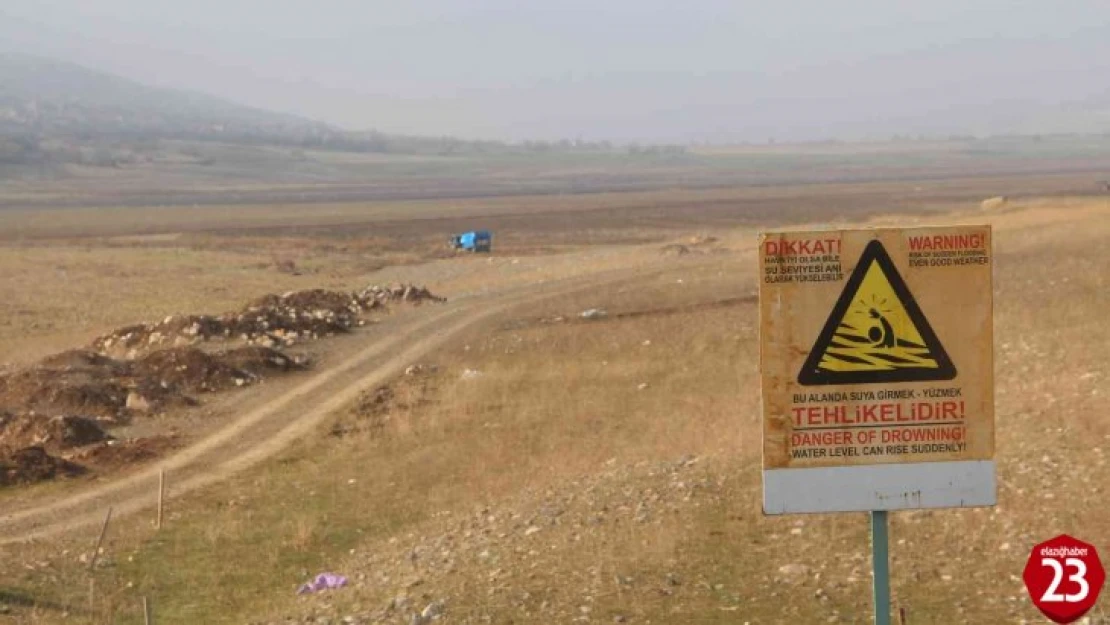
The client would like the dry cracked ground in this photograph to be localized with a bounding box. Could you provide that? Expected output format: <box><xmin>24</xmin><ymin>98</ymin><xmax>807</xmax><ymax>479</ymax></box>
<box><xmin>0</xmin><ymin>197</ymin><xmax>1108</xmax><ymax>624</ymax></box>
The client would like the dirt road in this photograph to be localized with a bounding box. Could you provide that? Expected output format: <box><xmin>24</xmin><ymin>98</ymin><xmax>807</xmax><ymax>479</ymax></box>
<box><xmin>0</xmin><ymin>259</ymin><xmax>710</xmax><ymax>545</ymax></box>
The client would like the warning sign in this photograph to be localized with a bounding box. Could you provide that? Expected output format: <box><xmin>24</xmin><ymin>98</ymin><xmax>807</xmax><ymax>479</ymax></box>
<box><xmin>759</xmin><ymin>226</ymin><xmax>995</xmax><ymax>514</ymax></box>
<box><xmin>797</xmin><ymin>240</ymin><xmax>956</xmax><ymax>385</ymax></box>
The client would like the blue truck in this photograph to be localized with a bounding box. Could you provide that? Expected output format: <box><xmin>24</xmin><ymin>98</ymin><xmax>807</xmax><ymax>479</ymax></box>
<box><xmin>450</xmin><ymin>230</ymin><xmax>492</xmax><ymax>253</ymax></box>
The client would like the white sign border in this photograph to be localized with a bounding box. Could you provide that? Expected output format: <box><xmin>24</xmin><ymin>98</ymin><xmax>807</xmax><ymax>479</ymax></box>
<box><xmin>763</xmin><ymin>460</ymin><xmax>996</xmax><ymax>515</ymax></box>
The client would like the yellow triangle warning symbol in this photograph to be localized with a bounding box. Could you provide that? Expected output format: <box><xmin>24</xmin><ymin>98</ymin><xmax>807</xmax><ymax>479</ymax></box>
<box><xmin>797</xmin><ymin>240</ymin><xmax>956</xmax><ymax>385</ymax></box>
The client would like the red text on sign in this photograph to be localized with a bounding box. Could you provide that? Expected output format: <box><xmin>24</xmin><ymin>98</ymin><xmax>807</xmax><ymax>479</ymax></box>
<box><xmin>764</xmin><ymin>239</ymin><xmax>841</xmax><ymax>256</ymax></box>
<box><xmin>790</xmin><ymin>401</ymin><xmax>965</xmax><ymax>427</ymax></box>
<box><xmin>907</xmin><ymin>233</ymin><xmax>985</xmax><ymax>251</ymax></box>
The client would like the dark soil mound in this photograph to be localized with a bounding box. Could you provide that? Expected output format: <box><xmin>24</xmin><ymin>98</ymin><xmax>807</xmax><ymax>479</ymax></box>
<box><xmin>0</xmin><ymin>368</ymin><xmax>131</xmax><ymax>419</ymax></box>
<box><xmin>70</xmin><ymin>435</ymin><xmax>179</xmax><ymax>471</ymax></box>
<box><xmin>0</xmin><ymin>446</ymin><xmax>86</xmax><ymax>487</ymax></box>
<box><xmin>0</xmin><ymin>343</ymin><xmax>304</xmax><ymax>422</ymax></box>
<box><xmin>39</xmin><ymin>349</ymin><xmax>125</xmax><ymax>372</ymax></box>
<box><xmin>35</xmin><ymin>376</ymin><xmax>131</xmax><ymax>417</ymax></box>
<box><xmin>0</xmin><ymin>413</ymin><xmax>112</xmax><ymax>453</ymax></box>
<box><xmin>48</xmin><ymin>415</ymin><xmax>112</xmax><ymax>448</ymax></box>
<box><xmin>220</xmin><ymin>346</ymin><xmax>308</xmax><ymax>376</ymax></box>
<box><xmin>132</xmin><ymin>347</ymin><xmax>255</xmax><ymax>392</ymax></box>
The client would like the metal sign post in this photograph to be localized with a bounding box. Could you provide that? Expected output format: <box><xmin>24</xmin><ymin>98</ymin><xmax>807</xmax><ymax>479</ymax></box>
<box><xmin>871</xmin><ymin>510</ymin><xmax>891</xmax><ymax>625</ymax></box>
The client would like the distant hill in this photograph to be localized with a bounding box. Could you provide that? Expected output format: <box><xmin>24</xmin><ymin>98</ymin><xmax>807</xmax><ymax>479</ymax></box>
<box><xmin>0</xmin><ymin>53</ymin><xmax>628</xmax><ymax>168</ymax></box>
<box><xmin>0</xmin><ymin>53</ymin><xmax>344</xmax><ymax>145</ymax></box>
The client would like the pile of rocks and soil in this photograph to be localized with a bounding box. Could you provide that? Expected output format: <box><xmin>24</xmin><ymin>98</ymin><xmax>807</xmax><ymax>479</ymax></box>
<box><xmin>0</xmin><ymin>412</ymin><xmax>111</xmax><ymax>452</ymax></box>
<box><xmin>354</xmin><ymin>283</ymin><xmax>446</xmax><ymax>307</ymax></box>
<box><xmin>0</xmin><ymin>346</ymin><xmax>308</xmax><ymax>423</ymax></box>
<box><xmin>0</xmin><ymin>344</ymin><xmax>311</xmax><ymax>486</ymax></box>
<box><xmin>0</xmin><ymin>411</ymin><xmax>183</xmax><ymax>487</ymax></box>
<box><xmin>0</xmin><ymin>412</ymin><xmax>109</xmax><ymax>487</ymax></box>
<box><xmin>0</xmin><ymin>283</ymin><xmax>443</xmax><ymax>487</ymax></box>
<box><xmin>91</xmin><ymin>284</ymin><xmax>445</xmax><ymax>357</ymax></box>
<box><xmin>0</xmin><ymin>445</ymin><xmax>86</xmax><ymax>487</ymax></box>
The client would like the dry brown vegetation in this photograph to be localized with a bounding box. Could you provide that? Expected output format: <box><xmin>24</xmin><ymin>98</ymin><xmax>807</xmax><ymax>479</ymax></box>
<box><xmin>1</xmin><ymin>172</ymin><xmax>1100</xmax><ymax>367</ymax></box>
<box><xmin>0</xmin><ymin>174</ymin><xmax>1107</xmax><ymax>624</ymax></box>
<box><xmin>228</xmin><ymin>203</ymin><xmax>1104</xmax><ymax>625</ymax></box>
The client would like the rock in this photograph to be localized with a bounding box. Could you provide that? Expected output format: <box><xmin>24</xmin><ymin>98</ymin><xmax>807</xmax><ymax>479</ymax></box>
<box><xmin>461</xmin><ymin>369</ymin><xmax>483</xmax><ymax>381</ymax></box>
<box><xmin>579</xmin><ymin>308</ymin><xmax>607</xmax><ymax>320</ymax></box>
<box><xmin>420</xmin><ymin>601</ymin><xmax>444</xmax><ymax>619</ymax></box>
<box><xmin>405</xmin><ymin>364</ymin><xmax>438</xmax><ymax>376</ymax></box>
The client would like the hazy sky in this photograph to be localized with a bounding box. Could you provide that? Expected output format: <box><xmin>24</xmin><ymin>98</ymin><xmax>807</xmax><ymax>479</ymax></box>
<box><xmin>2</xmin><ymin>0</ymin><xmax>1109</xmax><ymax>142</ymax></box>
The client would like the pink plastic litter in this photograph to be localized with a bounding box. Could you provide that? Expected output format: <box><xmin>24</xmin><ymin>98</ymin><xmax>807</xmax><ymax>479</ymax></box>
<box><xmin>297</xmin><ymin>572</ymin><xmax>348</xmax><ymax>595</ymax></box>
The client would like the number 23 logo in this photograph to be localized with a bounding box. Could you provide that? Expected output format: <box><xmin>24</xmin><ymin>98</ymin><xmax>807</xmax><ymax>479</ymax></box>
<box><xmin>1041</xmin><ymin>558</ymin><xmax>1090</xmax><ymax>603</ymax></box>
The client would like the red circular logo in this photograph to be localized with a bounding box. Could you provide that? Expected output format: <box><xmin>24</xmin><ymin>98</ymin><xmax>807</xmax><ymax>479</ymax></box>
<box><xmin>1023</xmin><ymin>534</ymin><xmax>1105</xmax><ymax>623</ymax></box>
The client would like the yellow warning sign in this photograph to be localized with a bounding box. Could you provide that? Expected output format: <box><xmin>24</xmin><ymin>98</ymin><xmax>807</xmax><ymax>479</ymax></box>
<box><xmin>797</xmin><ymin>240</ymin><xmax>956</xmax><ymax>385</ymax></box>
<box><xmin>758</xmin><ymin>226</ymin><xmax>996</xmax><ymax>514</ymax></box>
<box><xmin>758</xmin><ymin>225</ymin><xmax>994</xmax><ymax>475</ymax></box>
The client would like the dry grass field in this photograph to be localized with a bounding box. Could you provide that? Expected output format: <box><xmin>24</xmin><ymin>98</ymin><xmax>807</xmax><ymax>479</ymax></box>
<box><xmin>0</xmin><ymin>174</ymin><xmax>1107</xmax><ymax>624</ymax></box>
